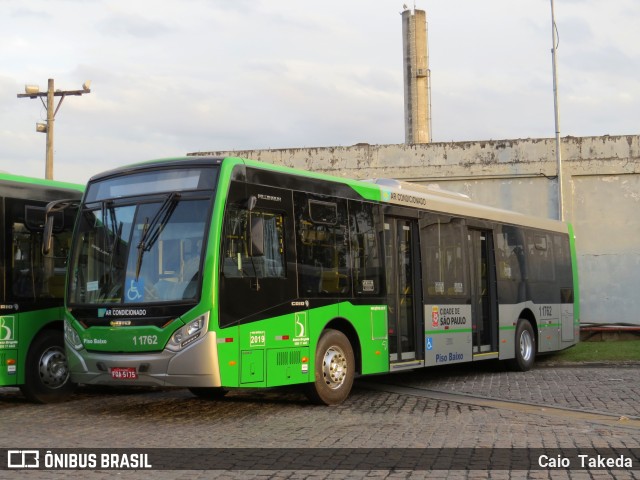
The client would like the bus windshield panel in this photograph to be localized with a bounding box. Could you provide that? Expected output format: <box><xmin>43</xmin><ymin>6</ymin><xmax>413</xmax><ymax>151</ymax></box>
<box><xmin>69</xmin><ymin>167</ymin><xmax>218</xmax><ymax>306</ymax></box>
<box><xmin>85</xmin><ymin>168</ymin><xmax>215</xmax><ymax>202</ymax></box>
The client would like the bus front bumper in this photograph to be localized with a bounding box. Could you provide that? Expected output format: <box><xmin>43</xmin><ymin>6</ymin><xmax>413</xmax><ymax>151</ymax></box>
<box><xmin>66</xmin><ymin>331</ymin><xmax>222</xmax><ymax>388</ymax></box>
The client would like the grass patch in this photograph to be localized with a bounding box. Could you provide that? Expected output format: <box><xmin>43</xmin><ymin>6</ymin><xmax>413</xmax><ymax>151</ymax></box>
<box><xmin>541</xmin><ymin>340</ymin><xmax>640</xmax><ymax>363</ymax></box>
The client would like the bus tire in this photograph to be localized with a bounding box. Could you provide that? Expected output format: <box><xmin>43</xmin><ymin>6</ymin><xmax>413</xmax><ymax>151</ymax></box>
<box><xmin>508</xmin><ymin>319</ymin><xmax>536</xmax><ymax>372</ymax></box>
<box><xmin>306</xmin><ymin>329</ymin><xmax>354</xmax><ymax>406</ymax></box>
<box><xmin>20</xmin><ymin>329</ymin><xmax>76</xmax><ymax>403</ymax></box>
<box><xmin>189</xmin><ymin>387</ymin><xmax>228</xmax><ymax>399</ymax></box>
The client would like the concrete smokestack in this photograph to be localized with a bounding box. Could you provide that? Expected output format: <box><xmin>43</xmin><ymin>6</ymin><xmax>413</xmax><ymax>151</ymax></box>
<box><xmin>402</xmin><ymin>8</ymin><xmax>431</xmax><ymax>144</ymax></box>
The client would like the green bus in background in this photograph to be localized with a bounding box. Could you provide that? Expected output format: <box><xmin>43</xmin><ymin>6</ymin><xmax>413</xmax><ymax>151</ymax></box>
<box><xmin>61</xmin><ymin>157</ymin><xmax>579</xmax><ymax>405</ymax></box>
<box><xmin>0</xmin><ymin>173</ymin><xmax>82</xmax><ymax>402</ymax></box>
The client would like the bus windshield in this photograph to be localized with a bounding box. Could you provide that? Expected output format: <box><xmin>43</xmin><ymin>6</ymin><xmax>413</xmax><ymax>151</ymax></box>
<box><xmin>68</xmin><ymin>168</ymin><xmax>217</xmax><ymax>306</ymax></box>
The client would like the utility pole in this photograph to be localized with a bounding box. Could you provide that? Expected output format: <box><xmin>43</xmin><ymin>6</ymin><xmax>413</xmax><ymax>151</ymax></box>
<box><xmin>550</xmin><ymin>0</ymin><xmax>564</xmax><ymax>221</ymax></box>
<box><xmin>17</xmin><ymin>78</ymin><xmax>91</xmax><ymax>180</ymax></box>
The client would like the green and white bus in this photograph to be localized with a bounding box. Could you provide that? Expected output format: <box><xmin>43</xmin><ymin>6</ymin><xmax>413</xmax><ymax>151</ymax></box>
<box><xmin>61</xmin><ymin>157</ymin><xmax>579</xmax><ymax>405</ymax></box>
<box><xmin>0</xmin><ymin>173</ymin><xmax>83</xmax><ymax>402</ymax></box>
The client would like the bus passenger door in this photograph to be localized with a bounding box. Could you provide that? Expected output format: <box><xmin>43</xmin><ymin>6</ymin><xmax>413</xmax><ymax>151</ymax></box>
<box><xmin>468</xmin><ymin>229</ymin><xmax>498</xmax><ymax>357</ymax></box>
<box><xmin>384</xmin><ymin>214</ymin><xmax>422</xmax><ymax>368</ymax></box>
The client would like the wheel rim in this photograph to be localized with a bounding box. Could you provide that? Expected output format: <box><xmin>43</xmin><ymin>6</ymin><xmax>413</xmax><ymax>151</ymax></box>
<box><xmin>322</xmin><ymin>346</ymin><xmax>348</xmax><ymax>390</ymax></box>
<box><xmin>519</xmin><ymin>329</ymin><xmax>533</xmax><ymax>361</ymax></box>
<box><xmin>38</xmin><ymin>346</ymin><xmax>69</xmax><ymax>389</ymax></box>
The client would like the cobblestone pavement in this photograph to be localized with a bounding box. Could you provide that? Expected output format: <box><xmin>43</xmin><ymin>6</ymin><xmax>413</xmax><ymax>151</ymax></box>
<box><xmin>379</xmin><ymin>361</ymin><xmax>640</xmax><ymax>418</ymax></box>
<box><xmin>0</xmin><ymin>362</ymin><xmax>638</xmax><ymax>480</ymax></box>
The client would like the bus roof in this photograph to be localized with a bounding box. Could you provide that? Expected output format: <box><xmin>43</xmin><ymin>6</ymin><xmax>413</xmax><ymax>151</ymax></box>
<box><xmin>365</xmin><ymin>177</ymin><xmax>566</xmax><ymax>233</ymax></box>
<box><xmin>0</xmin><ymin>172</ymin><xmax>84</xmax><ymax>193</ymax></box>
<box><xmin>87</xmin><ymin>156</ymin><xmax>568</xmax><ymax>234</ymax></box>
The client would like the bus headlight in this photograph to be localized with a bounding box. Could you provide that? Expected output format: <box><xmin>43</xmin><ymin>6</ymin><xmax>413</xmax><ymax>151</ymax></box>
<box><xmin>64</xmin><ymin>321</ymin><xmax>83</xmax><ymax>350</ymax></box>
<box><xmin>166</xmin><ymin>313</ymin><xmax>209</xmax><ymax>352</ymax></box>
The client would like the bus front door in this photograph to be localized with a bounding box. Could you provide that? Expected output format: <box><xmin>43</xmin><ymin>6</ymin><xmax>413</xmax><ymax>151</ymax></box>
<box><xmin>468</xmin><ymin>229</ymin><xmax>498</xmax><ymax>358</ymax></box>
<box><xmin>384</xmin><ymin>216</ymin><xmax>422</xmax><ymax>368</ymax></box>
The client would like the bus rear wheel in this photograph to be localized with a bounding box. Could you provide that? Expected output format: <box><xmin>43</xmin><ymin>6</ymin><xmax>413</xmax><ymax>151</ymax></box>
<box><xmin>507</xmin><ymin>319</ymin><xmax>536</xmax><ymax>372</ymax></box>
<box><xmin>20</xmin><ymin>329</ymin><xmax>76</xmax><ymax>403</ymax></box>
<box><xmin>306</xmin><ymin>329</ymin><xmax>354</xmax><ymax>406</ymax></box>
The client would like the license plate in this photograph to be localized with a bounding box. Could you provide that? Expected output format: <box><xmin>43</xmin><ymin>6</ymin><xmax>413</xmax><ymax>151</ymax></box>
<box><xmin>110</xmin><ymin>367</ymin><xmax>138</xmax><ymax>380</ymax></box>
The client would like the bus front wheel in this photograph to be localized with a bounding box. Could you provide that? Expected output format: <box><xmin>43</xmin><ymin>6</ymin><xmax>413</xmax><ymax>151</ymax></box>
<box><xmin>306</xmin><ymin>329</ymin><xmax>354</xmax><ymax>406</ymax></box>
<box><xmin>508</xmin><ymin>319</ymin><xmax>536</xmax><ymax>372</ymax></box>
<box><xmin>20</xmin><ymin>329</ymin><xmax>76</xmax><ymax>403</ymax></box>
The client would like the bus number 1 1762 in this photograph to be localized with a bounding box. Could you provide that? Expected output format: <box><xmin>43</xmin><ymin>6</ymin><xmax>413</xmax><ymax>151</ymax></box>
<box><xmin>132</xmin><ymin>335</ymin><xmax>158</xmax><ymax>346</ymax></box>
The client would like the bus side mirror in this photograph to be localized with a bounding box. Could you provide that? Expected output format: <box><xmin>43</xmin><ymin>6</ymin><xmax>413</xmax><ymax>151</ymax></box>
<box><xmin>41</xmin><ymin>198</ymin><xmax>80</xmax><ymax>256</ymax></box>
<box><xmin>249</xmin><ymin>216</ymin><xmax>264</xmax><ymax>257</ymax></box>
<box><xmin>42</xmin><ymin>215</ymin><xmax>54</xmax><ymax>255</ymax></box>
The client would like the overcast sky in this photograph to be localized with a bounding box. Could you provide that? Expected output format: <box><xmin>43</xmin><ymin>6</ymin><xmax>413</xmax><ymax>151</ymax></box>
<box><xmin>1</xmin><ymin>0</ymin><xmax>638</xmax><ymax>184</ymax></box>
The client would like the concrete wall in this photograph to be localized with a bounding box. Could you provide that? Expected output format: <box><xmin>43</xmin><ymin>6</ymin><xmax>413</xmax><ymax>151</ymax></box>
<box><xmin>190</xmin><ymin>135</ymin><xmax>640</xmax><ymax>325</ymax></box>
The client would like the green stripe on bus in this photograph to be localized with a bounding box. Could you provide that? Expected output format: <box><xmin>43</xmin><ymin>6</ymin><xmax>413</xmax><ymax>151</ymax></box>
<box><xmin>427</xmin><ymin>329</ymin><xmax>473</xmax><ymax>334</ymax></box>
<box><xmin>568</xmin><ymin>223</ymin><xmax>581</xmax><ymax>324</ymax></box>
<box><xmin>0</xmin><ymin>172</ymin><xmax>83</xmax><ymax>191</ymax></box>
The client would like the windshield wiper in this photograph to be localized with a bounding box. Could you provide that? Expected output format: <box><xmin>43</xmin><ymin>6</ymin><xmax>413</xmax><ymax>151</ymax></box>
<box><xmin>101</xmin><ymin>202</ymin><xmax>113</xmax><ymax>253</ymax></box>
<box><xmin>135</xmin><ymin>192</ymin><xmax>181</xmax><ymax>280</ymax></box>
<box><xmin>100</xmin><ymin>201</ymin><xmax>123</xmax><ymax>255</ymax></box>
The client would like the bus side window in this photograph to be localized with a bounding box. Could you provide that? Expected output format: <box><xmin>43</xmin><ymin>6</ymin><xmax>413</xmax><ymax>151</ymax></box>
<box><xmin>495</xmin><ymin>227</ymin><xmax>527</xmax><ymax>303</ymax></box>
<box><xmin>11</xmin><ymin>220</ymin><xmax>40</xmax><ymax>299</ymax></box>
<box><xmin>422</xmin><ymin>217</ymin><xmax>466</xmax><ymax>297</ymax></box>
<box><xmin>525</xmin><ymin>231</ymin><xmax>555</xmax><ymax>282</ymax></box>
<box><xmin>553</xmin><ymin>233</ymin><xmax>573</xmax><ymax>302</ymax></box>
<box><xmin>222</xmin><ymin>206</ymin><xmax>286</xmax><ymax>279</ymax></box>
<box><xmin>496</xmin><ymin>228</ymin><xmax>524</xmax><ymax>282</ymax></box>
<box><xmin>294</xmin><ymin>193</ymin><xmax>351</xmax><ymax>297</ymax></box>
<box><xmin>348</xmin><ymin>201</ymin><xmax>383</xmax><ymax>295</ymax></box>
<box><xmin>7</xmin><ymin>199</ymin><xmax>71</xmax><ymax>301</ymax></box>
